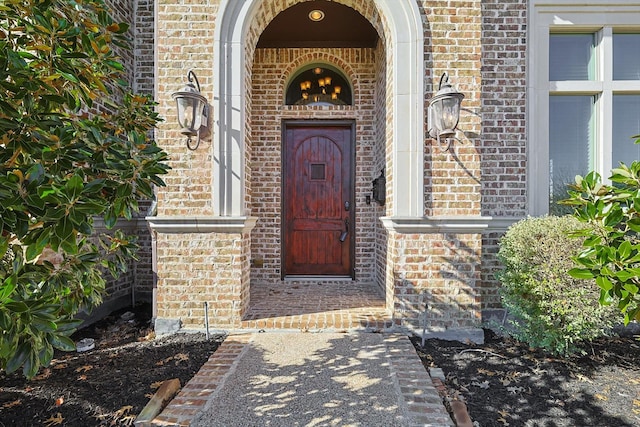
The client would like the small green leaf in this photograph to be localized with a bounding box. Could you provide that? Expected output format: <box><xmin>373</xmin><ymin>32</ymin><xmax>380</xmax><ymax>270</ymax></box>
<box><xmin>0</xmin><ymin>275</ymin><xmax>16</xmax><ymax>303</ymax></box>
<box><xmin>599</xmin><ymin>289</ymin><xmax>613</xmax><ymax>306</ymax></box>
<box><xmin>5</xmin><ymin>342</ymin><xmax>31</xmax><ymax>374</ymax></box>
<box><xmin>0</xmin><ymin>237</ymin><xmax>8</xmax><ymax>259</ymax></box>
<box><xmin>23</xmin><ymin>351</ymin><xmax>39</xmax><ymax>379</ymax></box>
<box><xmin>65</xmin><ymin>174</ymin><xmax>84</xmax><ymax>200</ymax></box>
<box><xmin>5</xmin><ymin>301</ymin><xmax>29</xmax><ymax>313</ymax></box>
<box><xmin>568</xmin><ymin>268</ymin><xmax>594</xmax><ymax>279</ymax></box>
<box><xmin>628</xmin><ymin>218</ymin><xmax>640</xmax><ymax>233</ymax></box>
<box><xmin>50</xmin><ymin>334</ymin><xmax>76</xmax><ymax>352</ymax></box>
<box><xmin>38</xmin><ymin>342</ymin><xmax>54</xmax><ymax>367</ymax></box>
<box><xmin>618</xmin><ymin>240</ymin><xmax>632</xmax><ymax>260</ymax></box>
<box><xmin>32</xmin><ymin>317</ymin><xmax>58</xmax><ymax>333</ymax></box>
<box><xmin>596</xmin><ymin>275</ymin><xmax>613</xmax><ymax>291</ymax></box>
<box><xmin>56</xmin><ymin>318</ymin><xmax>83</xmax><ymax>333</ymax></box>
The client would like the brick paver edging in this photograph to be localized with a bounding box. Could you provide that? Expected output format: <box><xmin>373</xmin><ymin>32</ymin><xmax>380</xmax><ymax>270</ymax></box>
<box><xmin>383</xmin><ymin>334</ymin><xmax>455</xmax><ymax>427</ymax></box>
<box><xmin>143</xmin><ymin>334</ymin><xmax>253</xmax><ymax>426</ymax></box>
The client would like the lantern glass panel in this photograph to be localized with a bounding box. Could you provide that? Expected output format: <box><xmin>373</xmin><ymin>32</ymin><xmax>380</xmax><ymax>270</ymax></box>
<box><xmin>440</xmin><ymin>97</ymin><xmax>461</xmax><ymax>131</ymax></box>
<box><xmin>176</xmin><ymin>96</ymin><xmax>205</xmax><ymax>133</ymax></box>
<box><xmin>431</xmin><ymin>99</ymin><xmax>445</xmax><ymax>132</ymax></box>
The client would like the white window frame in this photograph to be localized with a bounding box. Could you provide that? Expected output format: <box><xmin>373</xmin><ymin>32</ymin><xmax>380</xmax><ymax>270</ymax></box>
<box><xmin>528</xmin><ymin>0</ymin><xmax>640</xmax><ymax>216</ymax></box>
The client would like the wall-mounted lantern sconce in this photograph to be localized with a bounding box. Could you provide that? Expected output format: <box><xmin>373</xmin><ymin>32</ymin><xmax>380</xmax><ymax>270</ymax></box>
<box><xmin>171</xmin><ymin>70</ymin><xmax>209</xmax><ymax>150</ymax></box>
<box><xmin>428</xmin><ymin>72</ymin><xmax>464</xmax><ymax>151</ymax></box>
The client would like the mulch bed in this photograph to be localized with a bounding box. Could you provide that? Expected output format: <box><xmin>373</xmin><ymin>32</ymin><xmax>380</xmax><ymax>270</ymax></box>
<box><xmin>0</xmin><ymin>305</ymin><xmax>222</xmax><ymax>427</ymax></box>
<box><xmin>411</xmin><ymin>330</ymin><xmax>640</xmax><ymax>427</ymax></box>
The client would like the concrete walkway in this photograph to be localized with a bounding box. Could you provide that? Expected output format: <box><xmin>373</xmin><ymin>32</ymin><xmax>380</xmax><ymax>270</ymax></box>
<box><xmin>147</xmin><ymin>332</ymin><xmax>454</xmax><ymax>427</ymax></box>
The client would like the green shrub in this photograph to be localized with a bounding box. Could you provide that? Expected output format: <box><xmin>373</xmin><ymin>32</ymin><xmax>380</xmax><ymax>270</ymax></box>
<box><xmin>497</xmin><ymin>215</ymin><xmax>617</xmax><ymax>355</ymax></box>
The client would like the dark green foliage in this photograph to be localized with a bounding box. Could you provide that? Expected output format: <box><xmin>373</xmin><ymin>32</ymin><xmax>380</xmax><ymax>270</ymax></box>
<box><xmin>497</xmin><ymin>216</ymin><xmax>617</xmax><ymax>355</ymax></box>
<box><xmin>0</xmin><ymin>0</ymin><xmax>169</xmax><ymax>378</ymax></box>
<box><xmin>563</xmin><ymin>136</ymin><xmax>640</xmax><ymax>325</ymax></box>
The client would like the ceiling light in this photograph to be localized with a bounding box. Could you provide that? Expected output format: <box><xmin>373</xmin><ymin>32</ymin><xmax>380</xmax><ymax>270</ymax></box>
<box><xmin>309</xmin><ymin>10</ymin><xmax>325</xmax><ymax>22</ymax></box>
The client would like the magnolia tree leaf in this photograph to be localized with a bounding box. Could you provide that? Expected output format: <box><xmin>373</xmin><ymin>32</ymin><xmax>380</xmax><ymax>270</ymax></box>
<box><xmin>0</xmin><ymin>0</ymin><xmax>168</xmax><ymax>378</ymax></box>
<box><xmin>565</xmin><ymin>154</ymin><xmax>640</xmax><ymax>325</ymax></box>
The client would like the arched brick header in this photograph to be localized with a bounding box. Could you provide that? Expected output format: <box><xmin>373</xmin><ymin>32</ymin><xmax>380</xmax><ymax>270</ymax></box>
<box><xmin>213</xmin><ymin>0</ymin><xmax>424</xmax><ymax>217</ymax></box>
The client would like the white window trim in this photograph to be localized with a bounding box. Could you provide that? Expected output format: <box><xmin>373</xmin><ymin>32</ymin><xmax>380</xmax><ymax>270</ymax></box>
<box><xmin>528</xmin><ymin>0</ymin><xmax>640</xmax><ymax>216</ymax></box>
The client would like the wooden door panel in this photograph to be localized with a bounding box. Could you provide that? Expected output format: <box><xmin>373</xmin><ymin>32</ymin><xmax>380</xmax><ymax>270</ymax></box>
<box><xmin>283</xmin><ymin>123</ymin><xmax>354</xmax><ymax>277</ymax></box>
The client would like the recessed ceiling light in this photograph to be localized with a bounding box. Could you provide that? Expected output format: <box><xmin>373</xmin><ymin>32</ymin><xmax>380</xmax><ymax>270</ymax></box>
<box><xmin>309</xmin><ymin>9</ymin><xmax>325</xmax><ymax>22</ymax></box>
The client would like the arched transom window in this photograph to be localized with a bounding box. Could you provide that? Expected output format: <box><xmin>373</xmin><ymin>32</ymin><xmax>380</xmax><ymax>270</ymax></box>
<box><xmin>286</xmin><ymin>65</ymin><xmax>352</xmax><ymax>106</ymax></box>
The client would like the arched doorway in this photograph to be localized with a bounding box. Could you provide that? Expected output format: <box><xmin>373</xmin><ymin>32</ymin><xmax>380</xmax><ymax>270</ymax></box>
<box><xmin>212</xmin><ymin>0</ymin><xmax>425</xmax><ymax>322</ymax></box>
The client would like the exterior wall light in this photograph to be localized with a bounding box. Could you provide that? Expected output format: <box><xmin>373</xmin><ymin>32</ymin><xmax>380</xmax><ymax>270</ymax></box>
<box><xmin>428</xmin><ymin>72</ymin><xmax>464</xmax><ymax>151</ymax></box>
<box><xmin>171</xmin><ymin>70</ymin><xmax>209</xmax><ymax>150</ymax></box>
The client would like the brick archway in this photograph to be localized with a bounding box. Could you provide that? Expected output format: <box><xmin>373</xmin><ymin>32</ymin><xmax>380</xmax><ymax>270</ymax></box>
<box><xmin>212</xmin><ymin>0</ymin><xmax>425</xmax><ymax>218</ymax></box>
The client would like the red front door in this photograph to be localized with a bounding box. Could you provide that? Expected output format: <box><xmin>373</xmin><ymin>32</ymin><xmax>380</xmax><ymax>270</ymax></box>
<box><xmin>282</xmin><ymin>121</ymin><xmax>355</xmax><ymax>278</ymax></box>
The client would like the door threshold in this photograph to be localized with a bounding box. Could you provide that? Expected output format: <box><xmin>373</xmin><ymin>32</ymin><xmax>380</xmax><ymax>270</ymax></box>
<box><xmin>284</xmin><ymin>275</ymin><xmax>354</xmax><ymax>282</ymax></box>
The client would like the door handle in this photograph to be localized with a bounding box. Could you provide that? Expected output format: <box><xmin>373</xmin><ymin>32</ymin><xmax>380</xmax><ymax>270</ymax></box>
<box><xmin>339</xmin><ymin>218</ymin><xmax>349</xmax><ymax>242</ymax></box>
<box><xmin>344</xmin><ymin>201</ymin><xmax>350</xmax><ymax>211</ymax></box>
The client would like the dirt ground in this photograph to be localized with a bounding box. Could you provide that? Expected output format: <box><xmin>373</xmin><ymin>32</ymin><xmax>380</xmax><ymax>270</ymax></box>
<box><xmin>412</xmin><ymin>330</ymin><xmax>640</xmax><ymax>427</ymax></box>
<box><xmin>0</xmin><ymin>305</ymin><xmax>222</xmax><ymax>427</ymax></box>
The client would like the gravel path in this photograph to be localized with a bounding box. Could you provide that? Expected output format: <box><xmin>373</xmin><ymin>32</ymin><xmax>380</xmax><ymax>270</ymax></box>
<box><xmin>191</xmin><ymin>333</ymin><xmax>411</xmax><ymax>427</ymax></box>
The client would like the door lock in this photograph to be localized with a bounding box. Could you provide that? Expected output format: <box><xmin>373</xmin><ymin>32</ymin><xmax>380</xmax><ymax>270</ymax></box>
<box><xmin>344</xmin><ymin>201</ymin><xmax>350</xmax><ymax>211</ymax></box>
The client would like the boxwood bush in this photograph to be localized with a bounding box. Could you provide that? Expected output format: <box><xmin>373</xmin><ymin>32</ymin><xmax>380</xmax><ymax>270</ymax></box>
<box><xmin>497</xmin><ymin>215</ymin><xmax>617</xmax><ymax>355</ymax></box>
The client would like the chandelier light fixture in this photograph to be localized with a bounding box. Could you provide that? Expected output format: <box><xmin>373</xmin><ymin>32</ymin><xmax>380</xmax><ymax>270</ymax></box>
<box><xmin>292</xmin><ymin>67</ymin><xmax>348</xmax><ymax>106</ymax></box>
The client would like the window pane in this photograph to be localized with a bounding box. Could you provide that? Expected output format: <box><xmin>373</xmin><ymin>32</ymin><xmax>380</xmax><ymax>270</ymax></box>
<box><xmin>613</xmin><ymin>95</ymin><xmax>640</xmax><ymax>166</ymax></box>
<box><xmin>549</xmin><ymin>96</ymin><xmax>595</xmax><ymax>213</ymax></box>
<box><xmin>613</xmin><ymin>34</ymin><xmax>640</xmax><ymax>80</ymax></box>
<box><xmin>549</xmin><ymin>34</ymin><xmax>595</xmax><ymax>81</ymax></box>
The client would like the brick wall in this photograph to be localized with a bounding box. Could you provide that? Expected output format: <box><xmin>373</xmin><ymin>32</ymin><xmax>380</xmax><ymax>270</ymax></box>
<box><xmin>373</xmin><ymin>39</ymin><xmax>390</xmax><ymax>304</ymax></box>
<box><xmin>420</xmin><ymin>0</ymin><xmax>482</xmax><ymax>217</ymax></box>
<box><xmin>390</xmin><ymin>232</ymin><xmax>482</xmax><ymax>329</ymax></box>
<box><xmin>134</xmin><ymin>0</ymin><xmax>155</xmax><ymax>95</ymax></box>
<box><xmin>81</xmin><ymin>0</ymin><xmax>159</xmax><ymax>316</ymax></box>
<box><xmin>480</xmin><ymin>0</ymin><xmax>527</xmax><ymax>217</ymax></box>
<box><xmin>378</xmin><ymin>1</ymin><xmax>484</xmax><ymax>330</ymax></box>
<box><xmin>155</xmin><ymin>232</ymin><xmax>250</xmax><ymax>328</ymax></box>
<box><xmin>479</xmin><ymin>0</ymin><xmax>528</xmax><ymax>314</ymax></box>
<box><xmin>155</xmin><ymin>0</ymin><xmax>218</xmax><ymax>218</ymax></box>
<box><xmin>106</xmin><ymin>0</ymin><xmax>134</xmax><ymax>86</ymax></box>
